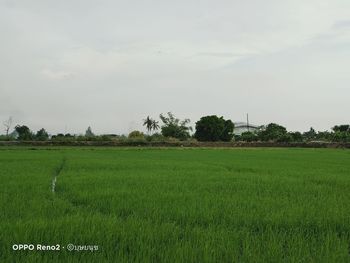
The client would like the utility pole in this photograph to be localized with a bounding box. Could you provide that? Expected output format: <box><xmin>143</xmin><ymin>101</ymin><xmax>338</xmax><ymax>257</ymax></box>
<box><xmin>246</xmin><ymin>113</ymin><xmax>249</xmax><ymax>132</ymax></box>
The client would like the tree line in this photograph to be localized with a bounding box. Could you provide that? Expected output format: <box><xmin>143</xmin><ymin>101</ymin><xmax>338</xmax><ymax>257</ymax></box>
<box><xmin>1</xmin><ymin>114</ymin><xmax>349</xmax><ymax>143</ymax></box>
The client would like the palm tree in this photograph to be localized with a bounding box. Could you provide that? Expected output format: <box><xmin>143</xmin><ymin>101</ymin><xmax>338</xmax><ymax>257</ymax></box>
<box><xmin>143</xmin><ymin>116</ymin><xmax>153</xmax><ymax>134</ymax></box>
<box><xmin>151</xmin><ymin>120</ymin><xmax>160</xmax><ymax>133</ymax></box>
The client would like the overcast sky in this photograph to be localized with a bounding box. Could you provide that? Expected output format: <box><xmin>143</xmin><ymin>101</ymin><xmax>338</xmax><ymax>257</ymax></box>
<box><xmin>1</xmin><ymin>0</ymin><xmax>349</xmax><ymax>135</ymax></box>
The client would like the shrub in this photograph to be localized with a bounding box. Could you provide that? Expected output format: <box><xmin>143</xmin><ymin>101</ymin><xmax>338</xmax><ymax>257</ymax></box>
<box><xmin>128</xmin><ymin>130</ymin><xmax>144</xmax><ymax>139</ymax></box>
<box><xmin>276</xmin><ymin>133</ymin><xmax>293</xmax><ymax>143</ymax></box>
<box><xmin>145</xmin><ymin>133</ymin><xmax>165</xmax><ymax>142</ymax></box>
<box><xmin>239</xmin><ymin>131</ymin><xmax>258</xmax><ymax>142</ymax></box>
<box><xmin>0</xmin><ymin>135</ymin><xmax>11</xmax><ymax>141</ymax></box>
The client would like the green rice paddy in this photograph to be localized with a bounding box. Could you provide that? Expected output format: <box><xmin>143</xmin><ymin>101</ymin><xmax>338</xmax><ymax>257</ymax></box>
<box><xmin>0</xmin><ymin>147</ymin><xmax>349</xmax><ymax>262</ymax></box>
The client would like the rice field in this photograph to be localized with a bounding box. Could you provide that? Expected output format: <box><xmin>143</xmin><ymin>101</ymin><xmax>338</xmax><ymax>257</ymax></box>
<box><xmin>0</xmin><ymin>147</ymin><xmax>349</xmax><ymax>262</ymax></box>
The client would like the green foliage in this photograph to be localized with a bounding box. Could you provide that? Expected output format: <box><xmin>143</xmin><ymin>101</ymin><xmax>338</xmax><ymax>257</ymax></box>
<box><xmin>238</xmin><ymin>131</ymin><xmax>258</xmax><ymax>142</ymax></box>
<box><xmin>221</xmin><ymin>120</ymin><xmax>235</xmax><ymax>141</ymax></box>
<box><xmin>100</xmin><ymin>135</ymin><xmax>113</xmax><ymax>141</ymax></box>
<box><xmin>50</xmin><ymin>134</ymin><xmax>115</xmax><ymax>142</ymax></box>
<box><xmin>151</xmin><ymin>120</ymin><xmax>160</xmax><ymax>132</ymax></box>
<box><xmin>15</xmin><ymin>125</ymin><xmax>33</xmax><ymax>140</ymax></box>
<box><xmin>85</xmin><ymin>126</ymin><xmax>94</xmax><ymax>137</ymax></box>
<box><xmin>195</xmin><ymin>115</ymin><xmax>234</xmax><ymax>142</ymax></box>
<box><xmin>276</xmin><ymin>133</ymin><xmax>293</xmax><ymax>143</ymax></box>
<box><xmin>143</xmin><ymin>116</ymin><xmax>160</xmax><ymax>134</ymax></box>
<box><xmin>145</xmin><ymin>133</ymin><xmax>165</xmax><ymax>142</ymax></box>
<box><xmin>332</xmin><ymin>125</ymin><xmax>350</xmax><ymax>133</ymax></box>
<box><xmin>257</xmin><ymin>123</ymin><xmax>287</xmax><ymax>141</ymax></box>
<box><xmin>195</xmin><ymin>116</ymin><xmax>223</xmax><ymax>141</ymax></box>
<box><xmin>303</xmin><ymin>127</ymin><xmax>317</xmax><ymax>141</ymax></box>
<box><xmin>143</xmin><ymin>116</ymin><xmax>153</xmax><ymax>134</ymax></box>
<box><xmin>238</xmin><ymin>128</ymin><xmax>297</xmax><ymax>143</ymax></box>
<box><xmin>35</xmin><ymin>128</ymin><xmax>49</xmax><ymax>141</ymax></box>
<box><xmin>128</xmin><ymin>130</ymin><xmax>144</xmax><ymax>139</ymax></box>
<box><xmin>0</xmin><ymin>135</ymin><xmax>11</xmax><ymax>141</ymax></box>
<box><xmin>5</xmin><ymin>121</ymin><xmax>350</xmax><ymax>144</ymax></box>
<box><xmin>51</xmin><ymin>134</ymin><xmax>73</xmax><ymax>141</ymax></box>
<box><xmin>329</xmin><ymin>125</ymin><xmax>350</xmax><ymax>142</ymax></box>
<box><xmin>331</xmin><ymin>131</ymin><xmax>350</xmax><ymax>142</ymax></box>
<box><xmin>315</xmin><ymin>131</ymin><xmax>332</xmax><ymax>141</ymax></box>
<box><xmin>159</xmin><ymin>112</ymin><xmax>192</xmax><ymax>140</ymax></box>
<box><xmin>289</xmin><ymin>132</ymin><xmax>303</xmax><ymax>142</ymax></box>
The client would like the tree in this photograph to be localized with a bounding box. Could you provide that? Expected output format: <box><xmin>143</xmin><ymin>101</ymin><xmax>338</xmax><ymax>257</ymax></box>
<box><xmin>257</xmin><ymin>123</ymin><xmax>287</xmax><ymax>141</ymax></box>
<box><xmin>194</xmin><ymin>115</ymin><xmax>234</xmax><ymax>142</ymax></box>
<box><xmin>151</xmin><ymin>120</ymin><xmax>160</xmax><ymax>133</ymax></box>
<box><xmin>316</xmin><ymin>131</ymin><xmax>332</xmax><ymax>141</ymax></box>
<box><xmin>289</xmin><ymin>131</ymin><xmax>303</xmax><ymax>142</ymax></box>
<box><xmin>85</xmin><ymin>126</ymin><xmax>94</xmax><ymax>137</ymax></box>
<box><xmin>35</xmin><ymin>128</ymin><xmax>49</xmax><ymax>141</ymax></box>
<box><xmin>330</xmin><ymin>125</ymin><xmax>350</xmax><ymax>143</ymax></box>
<box><xmin>159</xmin><ymin>112</ymin><xmax>192</xmax><ymax>140</ymax></box>
<box><xmin>221</xmin><ymin>120</ymin><xmax>235</xmax><ymax>141</ymax></box>
<box><xmin>332</xmin><ymin>131</ymin><xmax>350</xmax><ymax>142</ymax></box>
<box><xmin>276</xmin><ymin>133</ymin><xmax>293</xmax><ymax>143</ymax></box>
<box><xmin>3</xmin><ymin>117</ymin><xmax>13</xmax><ymax>136</ymax></box>
<box><xmin>15</xmin><ymin>125</ymin><xmax>33</xmax><ymax>140</ymax></box>
<box><xmin>332</xmin><ymin>125</ymin><xmax>350</xmax><ymax>133</ymax></box>
<box><xmin>303</xmin><ymin>127</ymin><xmax>317</xmax><ymax>141</ymax></box>
<box><xmin>143</xmin><ymin>116</ymin><xmax>153</xmax><ymax>134</ymax></box>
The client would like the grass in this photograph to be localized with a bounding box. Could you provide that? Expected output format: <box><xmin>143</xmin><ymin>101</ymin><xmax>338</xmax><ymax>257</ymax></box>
<box><xmin>0</xmin><ymin>147</ymin><xmax>349</xmax><ymax>262</ymax></box>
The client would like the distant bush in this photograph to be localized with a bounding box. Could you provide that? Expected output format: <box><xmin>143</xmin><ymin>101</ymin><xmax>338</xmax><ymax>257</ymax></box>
<box><xmin>145</xmin><ymin>133</ymin><xmax>165</xmax><ymax>142</ymax></box>
<box><xmin>165</xmin><ymin>137</ymin><xmax>181</xmax><ymax>143</ymax></box>
<box><xmin>276</xmin><ymin>133</ymin><xmax>293</xmax><ymax>143</ymax></box>
<box><xmin>0</xmin><ymin>135</ymin><xmax>11</xmax><ymax>141</ymax></box>
<box><xmin>237</xmin><ymin>131</ymin><xmax>258</xmax><ymax>142</ymax></box>
<box><xmin>128</xmin><ymin>130</ymin><xmax>144</xmax><ymax>139</ymax></box>
<box><xmin>99</xmin><ymin>135</ymin><xmax>113</xmax><ymax>141</ymax></box>
<box><xmin>116</xmin><ymin>135</ymin><xmax>128</xmax><ymax>142</ymax></box>
<box><xmin>289</xmin><ymin>132</ymin><xmax>303</xmax><ymax>142</ymax></box>
<box><xmin>51</xmin><ymin>134</ymin><xmax>76</xmax><ymax>141</ymax></box>
<box><xmin>187</xmin><ymin>137</ymin><xmax>198</xmax><ymax>143</ymax></box>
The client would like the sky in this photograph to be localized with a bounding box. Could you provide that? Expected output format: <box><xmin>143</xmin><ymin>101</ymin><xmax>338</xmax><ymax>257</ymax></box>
<box><xmin>1</xmin><ymin>0</ymin><xmax>349</xmax><ymax>135</ymax></box>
